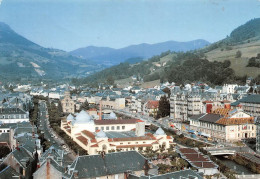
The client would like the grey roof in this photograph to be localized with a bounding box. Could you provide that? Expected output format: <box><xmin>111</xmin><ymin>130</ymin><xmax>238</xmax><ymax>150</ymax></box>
<box><xmin>240</xmin><ymin>94</ymin><xmax>260</xmax><ymax>104</ymax></box>
<box><xmin>0</xmin><ymin>108</ymin><xmax>27</xmax><ymax>115</ymax></box>
<box><xmin>0</xmin><ymin>165</ymin><xmax>20</xmax><ymax>179</ymax></box>
<box><xmin>0</xmin><ymin>133</ymin><xmax>9</xmax><ymax>142</ymax></box>
<box><xmin>105</xmin><ymin>131</ymin><xmax>138</xmax><ymax>139</ymax></box>
<box><xmin>129</xmin><ymin>169</ymin><xmax>203</xmax><ymax>179</ymax></box>
<box><xmin>190</xmin><ymin>113</ymin><xmax>222</xmax><ymax>124</ymax></box>
<box><xmin>69</xmin><ymin>151</ymin><xmax>147</xmax><ymax>178</ymax></box>
<box><xmin>12</xmin><ymin>147</ymin><xmax>33</xmax><ymax>168</ymax></box>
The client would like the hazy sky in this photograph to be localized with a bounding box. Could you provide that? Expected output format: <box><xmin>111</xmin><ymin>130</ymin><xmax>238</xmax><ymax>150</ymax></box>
<box><xmin>0</xmin><ymin>0</ymin><xmax>260</xmax><ymax>51</ymax></box>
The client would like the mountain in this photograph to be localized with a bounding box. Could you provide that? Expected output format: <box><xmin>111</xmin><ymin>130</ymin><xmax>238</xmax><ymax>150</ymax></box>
<box><xmin>229</xmin><ymin>18</ymin><xmax>260</xmax><ymax>43</ymax></box>
<box><xmin>70</xmin><ymin>39</ymin><xmax>210</xmax><ymax>66</ymax></box>
<box><xmin>0</xmin><ymin>22</ymin><xmax>104</xmax><ymax>82</ymax></box>
<box><xmin>78</xmin><ymin>18</ymin><xmax>260</xmax><ymax>87</ymax></box>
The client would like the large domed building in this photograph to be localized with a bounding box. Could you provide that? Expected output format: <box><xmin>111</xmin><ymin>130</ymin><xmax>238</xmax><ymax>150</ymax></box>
<box><xmin>61</xmin><ymin>110</ymin><xmax>174</xmax><ymax>155</ymax></box>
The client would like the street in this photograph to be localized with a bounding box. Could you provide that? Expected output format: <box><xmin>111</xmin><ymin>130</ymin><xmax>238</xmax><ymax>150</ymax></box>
<box><xmin>37</xmin><ymin>101</ymin><xmax>76</xmax><ymax>166</ymax></box>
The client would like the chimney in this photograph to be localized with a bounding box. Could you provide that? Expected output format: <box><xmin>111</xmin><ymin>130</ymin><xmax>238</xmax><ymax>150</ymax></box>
<box><xmin>101</xmin><ymin>151</ymin><xmax>105</xmax><ymax>159</ymax></box>
<box><xmin>22</xmin><ymin>168</ymin><xmax>26</xmax><ymax>176</ymax></box>
<box><xmin>73</xmin><ymin>170</ymin><xmax>79</xmax><ymax>178</ymax></box>
<box><xmin>47</xmin><ymin>157</ymin><xmax>51</xmax><ymax>179</ymax></box>
<box><xmin>135</xmin><ymin>121</ymin><xmax>145</xmax><ymax>137</ymax></box>
<box><xmin>37</xmin><ymin>162</ymin><xmax>40</xmax><ymax>169</ymax></box>
<box><xmin>16</xmin><ymin>141</ymin><xmax>20</xmax><ymax>151</ymax></box>
<box><xmin>99</xmin><ymin>101</ymin><xmax>102</xmax><ymax>120</ymax></box>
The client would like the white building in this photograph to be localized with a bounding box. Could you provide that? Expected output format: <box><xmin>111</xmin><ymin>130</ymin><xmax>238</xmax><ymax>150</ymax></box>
<box><xmin>61</xmin><ymin>111</ymin><xmax>174</xmax><ymax>155</ymax></box>
<box><xmin>0</xmin><ymin>108</ymin><xmax>29</xmax><ymax>124</ymax></box>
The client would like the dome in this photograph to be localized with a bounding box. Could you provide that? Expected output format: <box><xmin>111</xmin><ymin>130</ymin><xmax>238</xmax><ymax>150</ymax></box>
<box><xmin>155</xmin><ymin>127</ymin><xmax>166</xmax><ymax>135</ymax></box>
<box><xmin>74</xmin><ymin>110</ymin><xmax>92</xmax><ymax>124</ymax></box>
<box><xmin>67</xmin><ymin>114</ymin><xmax>74</xmax><ymax>121</ymax></box>
<box><xmin>96</xmin><ymin>130</ymin><xmax>107</xmax><ymax>138</ymax></box>
<box><xmin>109</xmin><ymin>112</ymin><xmax>117</xmax><ymax>119</ymax></box>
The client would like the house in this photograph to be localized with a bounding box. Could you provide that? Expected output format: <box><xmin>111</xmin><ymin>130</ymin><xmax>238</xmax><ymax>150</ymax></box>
<box><xmin>0</xmin><ymin>108</ymin><xmax>29</xmax><ymax>124</ymax></box>
<box><xmin>144</xmin><ymin>100</ymin><xmax>159</xmax><ymax>117</ymax></box>
<box><xmin>66</xmin><ymin>151</ymin><xmax>157</xmax><ymax>179</ymax></box>
<box><xmin>177</xmin><ymin>148</ymin><xmax>218</xmax><ymax>176</ymax></box>
<box><xmin>239</xmin><ymin>94</ymin><xmax>260</xmax><ymax>117</ymax></box>
<box><xmin>33</xmin><ymin>144</ymin><xmax>68</xmax><ymax>178</ymax></box>
<box><xmin>189</xmin><ymin>108</ymin><xmax>256</xmax><ymax>142</ymax></box>
<box><xmin>128</xmin><ymin>169</ymin><xmax>203</xmax><ymax>179</ymax></box>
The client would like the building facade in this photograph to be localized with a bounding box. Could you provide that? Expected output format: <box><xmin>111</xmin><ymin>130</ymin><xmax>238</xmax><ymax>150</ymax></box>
<box><xmin>189</xmin><ymin>108</ymin><xmax>255</xmax><ymax>142</ymax></box>
<box><xmin>61</xmin><ymin>111</ymin><xmax>173</xmax><ymax>155</ymax></box>
<box><xmin>60</xmin><ymin>91</ymin><xmax>75</xmax><ymax>113</ymax></box>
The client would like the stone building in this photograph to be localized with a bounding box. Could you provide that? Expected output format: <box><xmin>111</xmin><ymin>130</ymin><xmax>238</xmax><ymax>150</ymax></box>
<box><xmin>189</xmin><ymin>108</ymin><xmax>256</xmax><ymax>142</ymax></box>
<box><xmin>60</xmin><ymin>91</ymin><xmax>75</xmax><ymax>114</ymax></box>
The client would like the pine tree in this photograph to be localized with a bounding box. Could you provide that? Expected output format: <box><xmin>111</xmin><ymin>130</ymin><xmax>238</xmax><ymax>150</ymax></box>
<box><xmin>157</xmin><ymin>95</ymin><xmax>170</xmax><ymax>119</ymax></box>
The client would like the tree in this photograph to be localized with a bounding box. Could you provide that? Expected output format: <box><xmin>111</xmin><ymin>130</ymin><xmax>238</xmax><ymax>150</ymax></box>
<box><xmin>236</xmin><ymin>50</ymin><xmax>242</xmax><ymax>58</ymax></box>
<box><xmin>162</xmin><ymin>87</ymin><xmax>171</xmax><ymax>97</ymax></box>
<box><xmin>106</xmin><ymin>76</ymin><xmax>114</xmax><ymax>85</ymax></box>
<box><xmin>80</xmin><ymin>100</ymin><xmax>90</xmax><ymax>111</ymax></box>
<box><xmin>156</xmin><ymin>95</ymin><xmax>170</xmax><ymax>119</ymax></box>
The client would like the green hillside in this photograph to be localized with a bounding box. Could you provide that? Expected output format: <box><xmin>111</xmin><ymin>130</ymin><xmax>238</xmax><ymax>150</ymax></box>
<box><xmin>0</xmin><ymin>22</ymin><xmax>104</xmax><ymax>83</ymax></box>
<box><xmin>77</xmin><ymin>18</ymin><xmax>260</xmax><ymax>86</ymax></box>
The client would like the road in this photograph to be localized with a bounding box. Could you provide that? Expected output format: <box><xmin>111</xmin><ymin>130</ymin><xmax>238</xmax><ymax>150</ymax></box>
<box><xmin>115</xmin><ymin>109</ymin><xmax>215</xmax><ymax>147</ymax></box>
<box><xmin>37</xmin><ymin>100</ymin><xmax>76</xmax><ymax>166</ymax></box>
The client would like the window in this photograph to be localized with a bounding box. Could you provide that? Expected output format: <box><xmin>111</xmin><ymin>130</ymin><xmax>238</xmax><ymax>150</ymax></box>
<box><xmin>106</xmin><ymin>126</ymin><xmax>109</xmax><ymax>130</ymax></box>
<box><xmin>128</xmin><ymin>142</ymin><xmax>131</xmax><ymax>144</ymax></box>
<box><xmin>101</xmin><ymin>127</ymin><xmax>104</xmax><ymax>130</ymax></box>
<box><xmin>95</xmin><ymin>127</ymin><xmax>99</xmax><ymax>131</ymax></box>
<box><xmin>122</xmin><ymin>126</ymin><xmax>125</xmax><ymax>130</ymax></box>
<box><xmin>136</xmin><ymin>142</ymin><xmax>138</xmax><ymax>144</ymax></box>
<box><xmin>117</xmin><ymin>126</ymin><xmax>120</xmax><ymax>130</ymax></box>
<box><xmin>111</xmin><ymin>126</ymin><xmax>115</xmax><ymax>130</ymax></box>
<box><xmin>238</xmin><ymin>133</ymin><xmax>240</xmax><ymax>137</ymax></box>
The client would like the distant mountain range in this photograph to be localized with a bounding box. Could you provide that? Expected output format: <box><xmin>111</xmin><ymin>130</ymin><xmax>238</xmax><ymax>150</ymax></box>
<box><xmin>70</xmin><ymin>39</ymin><xmax>210</xmax><ymax>66</ymax></box>
<box><xmin>0</xmin><ymin>22</ymin><xmax>104</xmax><ymax>82</ymax></box>
<box><xmin>81</xmin><ymin>18</ymin><xmax>260</xmax><ymax>86</ymax></box>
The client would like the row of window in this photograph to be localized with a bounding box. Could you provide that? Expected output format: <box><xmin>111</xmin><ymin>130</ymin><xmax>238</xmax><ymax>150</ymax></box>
<box><xmin>0</xmin><ymin>129</ymin><xmax>10</xmax><ymax>133</ymax></box>
<box><xmin>238</xmin><ymin>133</ymin><xmax>254</xmax><ymax>137</ymax></box>
<box><xmin>95</xmin><ymin>125</ymin><xmax>126</xmax><ymax>131</ymax></box>
<box><xmin>0</xmin><ymin>114</ymin><xmax>27</xmax><ymax>119</ymax></box>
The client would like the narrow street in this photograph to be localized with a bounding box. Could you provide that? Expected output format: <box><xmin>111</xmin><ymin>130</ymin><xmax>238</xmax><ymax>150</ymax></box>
<box><xmin>37</xmin><ymin>101</ymin><xmax>76</xmax><ymax>166</ymax></box>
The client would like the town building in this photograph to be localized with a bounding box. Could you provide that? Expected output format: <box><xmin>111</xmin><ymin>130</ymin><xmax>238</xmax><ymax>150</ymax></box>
<box><xmin>256</xmin><ymin>117</ymin><xmax>260</xmax><ymax>153</ymax></box>
<box><xmin>0</xmin><ymin>108</ymin><xmax>29</xmax><ymax>124</ymax></box>
<box><xmin>61</xmin><ymin>111</ymin><xmax>173</xmax><ymax>155</ymax></box>
<box><xmin>189</xmin><ymin>108</ymin><xmax>256</xmax><ymax>142</ymax></box>
<box><xmin>177</xmin><ymin>148</ymin><xmax>218</xmax><ymax>176</ymax></box>
<box><xmin>33</xmin><ymin>146</ymin><xmax>66</xmax><ymax>179</ymax></box>
<box><xmin>239</xmin><ymin>94</ymin><xmax>260</xmax><ymax>117</ymax></box>
<box><xmin>60</xmin><ymin>91</ymin><xmax>75</xmax><ymax>113</ymax></box>
<box><xmin>143</xmin><ymin>100</ymin><xmax>159</xmax><ymax>117</ymax></box>
<box><xmin>66</xmin><ymin>151</ymin><xmax>157</xmax><ymax>178</ymax></box>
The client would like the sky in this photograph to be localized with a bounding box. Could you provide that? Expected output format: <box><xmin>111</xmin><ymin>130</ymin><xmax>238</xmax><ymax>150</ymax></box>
<box><xmin>0</xmin><ymin>0</ymin><xmax>260</xmax><ymax>51</ymax></box>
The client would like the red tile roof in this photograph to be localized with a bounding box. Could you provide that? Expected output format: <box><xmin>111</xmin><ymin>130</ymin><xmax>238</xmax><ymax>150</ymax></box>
<box><xmin>179</xmin><ymin>148</ymin><xmax>197</xmax><ymax>153</ymax></box>
<box><xmin>178</xmin><ymin>148</ymin><xmax>217</xmax><ymax>169</ymax></box>
<box><xmin>90</xmin><ymin>144</ymin><xmax>99</xmax><ymax>147</ymax></box>
<box><xmin>76</xmin><ymin>136</ymin><xmax>88</xmax><ymax>145</ymax></box>
<box><xmin>147</xmin><ymin>100</ymin><xmax>159</xmax><ymax>109</ymax></box>
<box><xmin>167</xmin><ymin>136</ymin><xmax>172</xmax><ymax>139</ymax></box>
<box><xmin>81</xmin><ymin>130</ymin><xmax>95</xmax><ymax>139</ymax></box>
